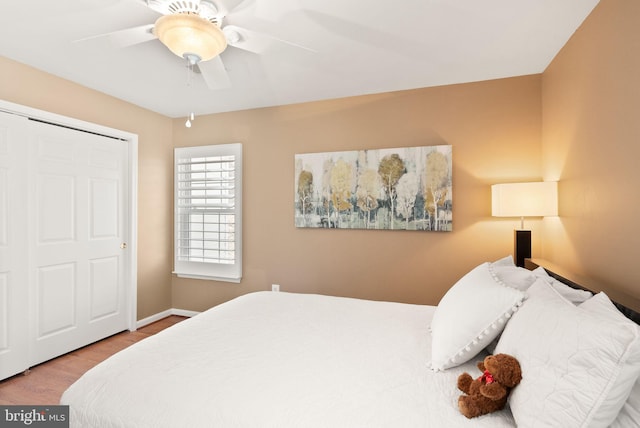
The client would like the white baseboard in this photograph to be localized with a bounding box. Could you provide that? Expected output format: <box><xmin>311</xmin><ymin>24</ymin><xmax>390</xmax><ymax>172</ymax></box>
<box><xmin>171</xmin><ymin>308</ymin><xmax>200</xmax><ymax>318</ymax></box>
<box><xmin>136</xmin><ymin>308</ymin><xmax>200</xmax><ymax>330</ymax></box>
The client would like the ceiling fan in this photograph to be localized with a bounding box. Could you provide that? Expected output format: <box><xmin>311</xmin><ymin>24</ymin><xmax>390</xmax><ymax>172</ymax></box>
<box><xmin>80</xmin><ymin>0</ymin><xmax>311</xmax><ymax>90</ymax></box>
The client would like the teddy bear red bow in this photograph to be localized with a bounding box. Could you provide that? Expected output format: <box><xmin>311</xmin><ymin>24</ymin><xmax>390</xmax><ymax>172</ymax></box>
<box><xmin>456</xmin><ymin>353</ymin><xmax>522</xmax><ymax>419</ymax></box>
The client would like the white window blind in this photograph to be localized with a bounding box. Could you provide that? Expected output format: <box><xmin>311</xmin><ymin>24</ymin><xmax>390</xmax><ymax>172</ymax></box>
<box><xmin>174</xmin><ymin>143</ymin><xmax>242</xmax><ymax>282</ymax></box>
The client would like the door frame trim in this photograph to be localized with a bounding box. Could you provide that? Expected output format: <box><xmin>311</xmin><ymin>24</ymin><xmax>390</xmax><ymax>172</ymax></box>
<box><xmin>0</xmin><ymin>99</ymin><xmax>138</xmax><ymax>332</ymax></box>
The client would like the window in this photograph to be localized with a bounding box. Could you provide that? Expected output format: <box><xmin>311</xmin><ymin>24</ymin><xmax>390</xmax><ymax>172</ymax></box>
<box><xmin>174</xmin><ymin>143</ymin><xmax>242</xmax><ymax>282</ymax></box>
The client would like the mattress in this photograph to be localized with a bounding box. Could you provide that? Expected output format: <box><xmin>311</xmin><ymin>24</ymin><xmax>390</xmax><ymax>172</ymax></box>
<box><xmin>61</xmin><ymin>291</ymin><xmax>516</xmax><ymax>427</ymax></box>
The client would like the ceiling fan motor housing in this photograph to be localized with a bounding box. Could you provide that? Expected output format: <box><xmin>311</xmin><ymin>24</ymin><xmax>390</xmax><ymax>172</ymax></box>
<box><xmin>147</xmin><ymin>0</ymin><xmax>222</xmax><ymax>24</ymax></box>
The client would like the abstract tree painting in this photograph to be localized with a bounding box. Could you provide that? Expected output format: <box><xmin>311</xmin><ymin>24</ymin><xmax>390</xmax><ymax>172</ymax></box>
<box><xmin>295</xmin><ymin>145</ymin><xmax>452</xmax><ymax>231</ymax></box>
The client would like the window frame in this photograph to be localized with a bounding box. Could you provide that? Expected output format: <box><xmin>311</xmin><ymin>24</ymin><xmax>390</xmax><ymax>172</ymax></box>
<box><xmin>173</xmin><ymin>143</ymin><xmax>242</xmax><ymax>282</ymax></box>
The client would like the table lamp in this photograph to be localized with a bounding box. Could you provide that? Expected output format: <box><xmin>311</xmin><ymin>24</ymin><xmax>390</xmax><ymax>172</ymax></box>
<box><xmin>491</xmin><ymin>181</ymin><xmax>558</xmax><ymax>267</ymax></box>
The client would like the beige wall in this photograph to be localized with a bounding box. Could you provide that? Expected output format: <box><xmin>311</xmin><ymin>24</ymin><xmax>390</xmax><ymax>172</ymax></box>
<box><xmin>6</xmin><ymin>54</ymin><xmax>541</xmax><ymax>319</ymax></box>
<box><xmin>541</xmin><ymin>0</ymin><xmax>640</xmax><ymax>301</ymax></box>
<box><xmin>18</xmin><ymin>3</ymin><xmax>638</xmax><ymax>315</ymax></box>
<box><xmin>172</xmin><ymin>76</ymin><xmax>543</xmax><ymax>311</ymax></box>
<box><xmin>0</xmin><ymin>57</ymin><xmax>174</xmax><ymax>320</ymax></box>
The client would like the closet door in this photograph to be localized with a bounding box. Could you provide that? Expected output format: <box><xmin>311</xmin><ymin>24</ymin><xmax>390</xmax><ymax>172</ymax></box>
<box><xmin>0</xmin><ymin>112</ymin><xmax>29</xmax><ymax>380</ymax></box>
<box><xmin>28</xmin><ymin>121</ymin><xmax>129</xmax><ymax>366</ymax></box>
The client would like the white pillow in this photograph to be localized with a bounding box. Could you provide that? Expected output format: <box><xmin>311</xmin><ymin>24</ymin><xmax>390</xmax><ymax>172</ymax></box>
<box><xmin>429</xmin><ymin>262</ymin><xmax>526</xmax><ymax>371</ymax></box>
<box><xmin>495</xmin><ymin>281</ymin><xmax>640</xmax><ymax>428</ymax></box>
<box><xmin>579</xmin><ymin>293</ymin><xmax>640</xmax><ymax>426</ymax></box>
<box><xmin>610</xmin><ymin>379</ymin><xmax>640</xmax><ymax>428</ymax></box>
<box><xmin>491</xmin><ymin>255</ymin><xmax>516</xmax><ymax>267</ymax></box>
<box><xmin>490</xmin><ymin>257</ymin><xmax>537</xmax><ymax>291</ymax></box>
<box><xmin>532</xmin><ymin>266</ymin><xmax>593</xmax><ymax>304</ymax></box>
<box><xmin>482</xmin><ymin>256</ymin><xmax>536</xmax><ymax>355</ymax></box>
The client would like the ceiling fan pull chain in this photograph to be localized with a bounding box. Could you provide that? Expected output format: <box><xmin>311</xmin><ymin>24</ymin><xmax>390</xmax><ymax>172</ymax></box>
<box><xmin>184</xmin><ymin>55</ymin><xmax>196</xmax><ymax>128</ymax></box>
<box><xmin>185</xmin><ymin>56</ymin><xmax>192</xmax><ymax>87</ymax></box>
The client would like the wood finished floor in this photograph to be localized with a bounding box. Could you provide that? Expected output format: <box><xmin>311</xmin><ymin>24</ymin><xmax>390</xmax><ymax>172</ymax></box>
<box><xmin>0</xmin><ymin>315</ymin><xmax>187</xmax><ymax>405</ymax></box>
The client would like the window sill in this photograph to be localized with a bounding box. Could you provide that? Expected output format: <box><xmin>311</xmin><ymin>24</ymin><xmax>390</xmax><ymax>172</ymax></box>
<box><xmin>172</xmin><ymin>272</ymin><xmax>241</xmax><ymax>283</ymax></box>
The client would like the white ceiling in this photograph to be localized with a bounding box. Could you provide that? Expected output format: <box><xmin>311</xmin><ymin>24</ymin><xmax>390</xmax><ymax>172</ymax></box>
<box><xmin>0</xmin><ymin>0</ymin><xmax>599</xmax><ymax>118</ymax></box>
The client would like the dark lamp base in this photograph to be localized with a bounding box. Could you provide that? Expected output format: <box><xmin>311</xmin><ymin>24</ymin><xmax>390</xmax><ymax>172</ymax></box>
<box><xmin>514</xmin><ymin>230</ymin><xmax>531</xmax><ymax>268</ymax></box>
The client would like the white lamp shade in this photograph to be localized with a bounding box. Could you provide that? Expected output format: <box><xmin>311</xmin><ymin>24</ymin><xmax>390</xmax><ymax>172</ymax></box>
<box><xmin>491</xmin><ymin>181</ymin><xmax>558</xmax><ymax>217</ymax></box>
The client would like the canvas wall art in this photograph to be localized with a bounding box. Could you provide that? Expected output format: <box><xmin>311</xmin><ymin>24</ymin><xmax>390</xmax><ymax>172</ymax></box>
<box><xmin>295</xmin><ymin>145</ymin><xmax>452</xmax><ymax>231</ymax></box>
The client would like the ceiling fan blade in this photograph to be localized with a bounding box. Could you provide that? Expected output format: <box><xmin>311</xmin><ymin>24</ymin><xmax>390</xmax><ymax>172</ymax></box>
<box><xmin>222</xmin><ymin>25</ymin><xmax>316</xmax><ymax>55</ymax></box>
<box><xmin>300</xmin><ymin>10</ymin><xmax>429</xmax><ymax>60</ymax></box>
<box><xmin>197</xmin><ymin>56</ymin><xmax>231</xmax><ymax>90</ymax></box>
<box><xmin>74</xmin><ymin>24</ymin><xmax>157</xmax><ymax>49</ymax></box>
<box><xmin>215</xmin><ymin>0</ymin><xmax>252</xmax><ymax>15</ymax></box>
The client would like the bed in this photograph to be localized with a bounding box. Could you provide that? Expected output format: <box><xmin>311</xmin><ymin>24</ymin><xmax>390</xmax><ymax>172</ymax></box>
<box><xmin>61</xmin><ymin>258</ymin><xmax>640</xmax><ymax>427</ymax></box>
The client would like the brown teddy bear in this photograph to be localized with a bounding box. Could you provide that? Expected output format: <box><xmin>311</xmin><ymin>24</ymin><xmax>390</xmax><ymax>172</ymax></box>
<box><xmin>456</xmin><ymin>353</ymin><xmax>522</xmax><ymax>419</ymax></box>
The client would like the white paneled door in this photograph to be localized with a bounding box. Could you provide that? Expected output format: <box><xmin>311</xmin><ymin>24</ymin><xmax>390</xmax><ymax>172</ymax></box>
<box><xmin>0</xmin><ymin>112</ymin><xmax>29</xmax><ymax>380</ymax></box>
<box><xmin>29</xmin><ymin>121</ymin><xmax>129</xmax><ymax>366</ymax></box>
<box><xmin>0</xmin><ymin>109</ymin><xmax>132</xmax><ymax>380</ymax></box>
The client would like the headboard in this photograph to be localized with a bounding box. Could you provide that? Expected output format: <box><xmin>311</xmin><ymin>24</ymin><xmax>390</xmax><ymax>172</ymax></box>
<box><xmin>525</xmin><ymin>258</ymin><xmax>640</xmax><ymax>326</ymax></box>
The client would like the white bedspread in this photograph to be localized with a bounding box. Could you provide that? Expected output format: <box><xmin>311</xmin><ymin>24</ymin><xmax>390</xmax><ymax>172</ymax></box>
<box><xmin>61</xmin><ymin>292</ymin><xmax>516</xmax><ymax>427</ymax></box>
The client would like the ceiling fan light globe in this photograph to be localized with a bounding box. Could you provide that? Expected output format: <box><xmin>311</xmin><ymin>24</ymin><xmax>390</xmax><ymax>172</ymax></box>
<box><xmin>154</xmin><ymin>13</ymin><xmax>227</xmax><ymax>62</ymax></box>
